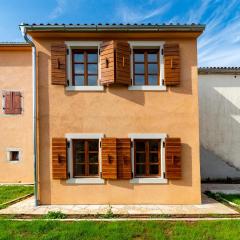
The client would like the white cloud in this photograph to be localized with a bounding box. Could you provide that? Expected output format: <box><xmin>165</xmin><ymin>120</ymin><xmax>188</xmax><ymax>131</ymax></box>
<box><xmin>49</xmin><ymin>0</ymin><xmax>67</xmax><ymax>19</ymax></box>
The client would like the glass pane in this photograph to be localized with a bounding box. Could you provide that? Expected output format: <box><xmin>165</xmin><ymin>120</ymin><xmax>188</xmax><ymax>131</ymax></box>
<box><xmin>136</xmin><ymin>165</ymin><xmax>146</xmax><ymax>175</ymax></box>
<box><xmin>135</xmin><ymin>64</ymin><xmax>144</xmax><ymax>74</ymax></box>
<box><xmin>136</xmin><ymin>153</ymin><xmax>146</xmax><ymax>163</ymax></box>
<box><xmin>149</xmin><ymin>140</ymin><xmax>159</xmax><ymax>151</ymax></box>
<box><xmin>74</xmin><ymin>75</ymin><xmax>84</xmax><ymax>86</ymax></box>
<box><xmin>88</xmin><ymin>64</ymin><xmax>98</xmax><ymax>74</ymax></box>
<box><xmin>88</xmin><ymin>140</ymin><xmax>99</xmax><ymax>151</ymax></box>
<box><xmin>149</xmin><ymin>165</ymin><xmax>159</xmax><ymax>175</ymax></box>
<box><xmin>74</xmin><ymin>53</ymin><xmax>83</xmax><ymax>62</ymax></box>
<box><xmin>75</xmin><ymin>164</ymin><xmax>85</xmax><ymax>176</ymax></box>
<box><xmin>89</xmin><ymin>153</ymin><xmax>98</xmax><ymax>163</ymax></box>
<box><xmin>74</xmin><ymin>64</ymin><xmax>84</xmax><ymax>74</ymax></box>
<box><xmin>135</xmin><ymin>141</ymin><xmax>145</xmax><ymax>151</ymax></box>
<box><xmin>89</xmin><ymin>164</ymin><xmax>98</xmax><ymax>175</ymax></box>
<box><xmin>75</xmin><ymin>153</ymin><xmax>84</xmax><ymax>163</ymax></box>
<box><xmin>134</xmin><ymin>75</ymin><xmax>145</xmax><ymax>85</ymax></box>
<box><xmin>149</xmin><ymin>153</ymin><xmax>158</xmax><ymax>163</ymax></box>
<box><xmin>148</xmin><ymin>64</ymin><xmax>158</xmax><ymax>74</ymax></box>
<box><xmin>88</xmin><ymin>53</ymin><xmax>98</xmax><ymax>63</ymax></box>
<box><xmin>134</xmin><ymin>53</ymin><xmax>144</xmax><ymax>62</ymax></box>
<box><xmin>75</xmin><ymin>140</ymin><xmax>84</xmax><ymax>151</ymax></box>
<box><xmin>88</xmin><ymin>75</ymin><xmax>97</xmax><ymax>86</ymax></box>
<box><xmin>148</xmin><ymin>75</ymin><xmax>158</xmax><ymax>85</ymax></box>
<box><xmin>148</xmin><ymin>53</ymin><xmax>158</xmax><ymax>62</ymax></box>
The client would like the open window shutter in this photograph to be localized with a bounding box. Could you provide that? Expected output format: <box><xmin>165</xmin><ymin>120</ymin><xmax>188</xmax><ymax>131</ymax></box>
<box><xmin>100</xmin><ymin>41</ymin><xmax>115</xmax><ymax>86</ymax></box>
<box><xmin>12</xmin><ymin>92</ymin><xmax>22</xmax><ymax>114</ymax></box>
<box><xmin>52</xmin><ymin>138</ymin><xmax>67</xmax><ymax>179</ymax></box>
<box><xmin>4</xmin><ymin>92</ymin><xmax>13</xmax><ymax>114</ymax></box>
<box><xmin>51</xmin><ymin>43</ymin><xmax>67</xmax><ymax>85</ymax></box>
<box><xmin>101</xmin><ymin>138</ymin><xmax>117</xmax><ymax>179</ymax></box>
<box><xmin>117</xmin><ymin>138</ymin><xmax>132</xmax><ymax>179</ymax></box>
<box><xmin>164</xmin><ymin>43</ymin><xmax>180</xmax><ymax>86</ymax></box>
<box><xmin>165</xmin><ymin>138</ymin><xmax>181</xmax><ymax>179</ymax></box>
<box><xmin>115</xmin><ymin>41</ymin><xmax>131</xmax><ymax>85</ymax></box>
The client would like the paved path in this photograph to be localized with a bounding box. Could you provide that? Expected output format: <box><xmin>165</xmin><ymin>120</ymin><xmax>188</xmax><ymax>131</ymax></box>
<box><xmin>202</xmin><ymin>184</ymin><xmax>240</xmax><ymax>194</ymax></box>
<box><xmin>0</xmin><ymin>194</ymin><xmax>237</xmax><ymax>215</ymax></box>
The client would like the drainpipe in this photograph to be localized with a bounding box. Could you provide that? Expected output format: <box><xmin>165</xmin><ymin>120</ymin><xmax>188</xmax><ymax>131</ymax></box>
<box><xmin>20</xmin><ymin>24</ymin><xmax>38</xmax><ymax>206</ymax></box>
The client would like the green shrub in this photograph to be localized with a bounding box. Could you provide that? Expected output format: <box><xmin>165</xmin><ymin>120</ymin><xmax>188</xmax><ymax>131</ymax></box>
<box><xmin>44</xmin><ymin>211</ymin><xmax>67</xmax><ymax>219</ymax></box>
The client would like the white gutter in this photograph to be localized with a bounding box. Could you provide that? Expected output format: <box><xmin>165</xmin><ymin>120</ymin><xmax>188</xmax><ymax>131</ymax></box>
<box><xmin>20</xmin><ymin>24</ymin><xmax>38</xmax><ymax>206</ymax></box>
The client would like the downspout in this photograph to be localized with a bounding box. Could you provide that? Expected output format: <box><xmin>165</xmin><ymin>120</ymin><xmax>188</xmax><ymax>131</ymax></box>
<box><xmin>20</xmin><ymin>24</ymin><xmax>38</xmax><ymax>206</ymax></box>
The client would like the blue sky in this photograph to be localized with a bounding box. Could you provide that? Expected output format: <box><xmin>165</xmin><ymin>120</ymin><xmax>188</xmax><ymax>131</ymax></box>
<box><xmin>0</xmin><ymin>0</ymin><xmax>239</xmax><ymax>66</ymax></box>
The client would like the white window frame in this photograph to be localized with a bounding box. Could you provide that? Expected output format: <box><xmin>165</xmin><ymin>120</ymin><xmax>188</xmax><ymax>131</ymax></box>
<box><xmin>65</xmin><ymin>41</ymin><xmax>104</xmax><ymax>92</ymax></box>
<box><xmin>128</xmin><ymin>133</ymin><xmax>168</xmax><ymax>184</ymax></box>
<box><xmin>128</xmin><ymin>41</ymin><xmax>166</xmax><ymax>91</ymax></box>
<box><xmin>65</xmin><ymin>133</ymin><xmax>105</xmax><ymax>184</ymax></box>
<box><xmin>6</xmin><ymin>148</ymin><xmax>22</xmax><ymax>163</ymax></box>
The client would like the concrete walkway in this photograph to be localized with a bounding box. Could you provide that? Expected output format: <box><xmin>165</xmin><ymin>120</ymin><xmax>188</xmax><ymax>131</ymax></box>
<box><xmin>0</xmin><ymin>194</ymin><xmax>237</xmax><ymax>215</ymax></box>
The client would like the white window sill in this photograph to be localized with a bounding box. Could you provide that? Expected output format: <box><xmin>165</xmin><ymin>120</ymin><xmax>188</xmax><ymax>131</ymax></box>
<box><xmin>130</xmin><ymin>178</ymin><xmax>168</xmax><ymax>184</ymax></box>
<box><xmin>66</xmin><ymin>178</ymin><xmax>105</xmax><ymax>185</ymax></box>
<box><xmin>65</xmin><ymin>86</ymin><xmax>104</xmax><ymax>92</ymax></box>
<box><xmin>128</xmin><ymin>86</ymin><xmax>167</xmax><ymax>91</ymax></box>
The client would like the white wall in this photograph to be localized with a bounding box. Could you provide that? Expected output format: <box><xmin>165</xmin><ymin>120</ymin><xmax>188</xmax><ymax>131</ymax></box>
<box><xmin>199</xmin><ymin>74</ymin><xmax>240</xmax><ymax>179</ymax></box>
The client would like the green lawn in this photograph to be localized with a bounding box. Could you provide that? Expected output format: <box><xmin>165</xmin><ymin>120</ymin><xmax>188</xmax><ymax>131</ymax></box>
<box><xmin>0</xmin><ymin>185</ymin><xmax>33</xmax><ymax>207</ymax></box>
<box><xmin>218</xmin><ymin>193</ymin><xmax>240</xmax><ymax>206</ymax></box>
<box><xmin>0</xmin><ymin>220</ymin><xmax>239</xmax><ymax>240</ymax></box>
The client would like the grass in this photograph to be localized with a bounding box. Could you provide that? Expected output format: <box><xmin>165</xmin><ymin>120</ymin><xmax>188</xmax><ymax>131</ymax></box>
<box><xmin>0</xmin><ymin>185</ymin><xmax>34</xmax><ymax>209</ymax></box>
<box><xmin>218</xmin><ymin>194</ymin><xmax>240</xmax><ymax>206</ymax></box>
<box><xmin>0</xmin><ymin>220</ymin><xmax>239</xmax><ymax>239</ymax></box>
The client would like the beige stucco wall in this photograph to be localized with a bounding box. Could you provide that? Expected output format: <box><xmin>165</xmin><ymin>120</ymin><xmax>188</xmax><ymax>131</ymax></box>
<box><xmin>0</xmin><ymin>49</ymin><xmax>33</xmax><ymax>183</ymax></box>
<box><xmin>34</xmin><ymin>35</ymin><xmax>201</xmax><ymax>204</ymax></box>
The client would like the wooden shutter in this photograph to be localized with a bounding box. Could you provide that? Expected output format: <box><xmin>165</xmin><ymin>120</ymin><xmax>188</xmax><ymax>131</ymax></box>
<box><xmin>52</xmin><ymin>138</ymin><xmax>67</xmax><ymax>179</ymax></box>
<box><xmin>115</xmin><ymin>41</ymin><xmax>131</xmax><ymax>85</ymax></box>
<box><xmin>4</xmin><ymin>92</ymin><xmax>13</xmax><ymax>114</ymax></box>
<box><xmin>51</xmin><ymin>43</ymin><xmax>67</xmax><ymax>85</ymax></box>
<box><xmin>12</xmin><ymin>92</ymin><xmax>22</xmax><ymax>114</ymax></box>
<box><xmin>101</xmin><ymin>138</ymin><xmax>117</xmax><ymax>179</ymax></box>
<box><xmin>117</xmin><ymin>138</ymin><xmax>132</xmax><ymax>179</ymax></box>
<box><xmin>165</xmin><ymin>138</ymin><xmax>181</xmax><ymax>179</ymax></box>
<box><xmin>100</xmin><ymin>41</ymin><xmax>115</xmax><ymax>85</ymax></box>
<box><xmin>164</xmin><ymin>43</ymin><xmax>180</xmax><ymax>86</ymax></box>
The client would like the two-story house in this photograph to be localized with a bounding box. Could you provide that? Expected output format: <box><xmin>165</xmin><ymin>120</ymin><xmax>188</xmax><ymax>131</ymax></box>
<box><xmin>20</xmin><ymin>23</ymin><xmax>205</xmax><ymax>205</ymax></box>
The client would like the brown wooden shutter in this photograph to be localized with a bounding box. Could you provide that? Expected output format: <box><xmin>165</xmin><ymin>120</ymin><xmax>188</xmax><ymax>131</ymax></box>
<box><xmin>100</xmin><ymin>41</ymin><xmax>115</xmax><ymax>85</ymax></box>
<box><xmin>12</xmin><ymin>92</ymin><xmax>22</xmax><ymax>114</ymax></box>
<box><xmin>52</xmin><ymin>138</ymin><xmax>67</xmax><ymax>179</ymax></box>
<box><xmin>4</xmin><ymin>92</ymin><xmax>13</xmax><ymax>114</ymax></box>
<box><xmin>101</xmin><ymin>138</ymin><xmax>117</xmax><ymax>179</ymax></box>
<box><xmin>117</xmin><ymin>138</ymin><xmax>132</xmax><ymax>179</ymax></box>
<box><xmin>115</xmin><ymin>41</ymin><xmax>131</xmax><ymax>85</ymax></box>
<box><xmin>51</xmin><ymin>43</ymin><xmax>67</xmax><ymax>85</ymax></box>
<box><xmin>164</xmin><ymin>43</ymin><xmax>180</xmax><ymax>86</ymax></box>
<box><xmin>165</xmin><ymin>138</ymin><xmax>181</xmax><ymax>179</ymax></box>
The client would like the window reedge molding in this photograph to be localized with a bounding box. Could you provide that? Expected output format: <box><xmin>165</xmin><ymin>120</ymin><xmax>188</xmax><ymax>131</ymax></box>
<box><xmin>6</xmin><ymin>148</ymin><xmax>22</xmax><ymax>162</ymax></box>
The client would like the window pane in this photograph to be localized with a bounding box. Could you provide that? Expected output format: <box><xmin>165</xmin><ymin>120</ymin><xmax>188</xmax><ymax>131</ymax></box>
<box><xmin>134</xmin><ymin>75</ymin><xmax>145</xmax><ymax>85</ymax></box>
<box><xmin>148</xmin><ymin>75</ymin><xmax>158</xmax><ymax>85</ymax></box>
<box><xmin>135</xmin><ymin>64</ymin><xmax>144</xmax><ymax>74</ymax></box>
<box><xmin>136</xmin><ymin>165</ymin><xmax>146</xmax><ymax>175</ymax></box>
<box><xmin>74</xmin><ymin>53</ymin><xmax>83</xmax><ymax>62</ymax></box>
<box><xmin>89</xmin><ymin>164</ymin><xmax>98</xmax><ymax>175</ymax></box>
<box><xmin>149</xmin><ymin>165</ymin><xmax>159</xmax><ymax>175</ymax></box>
<box><xmin>75</xmin><ymin>164</ymin><xmax>85</xmax><ymax>176</ymax></box>
<box><xmin>89</xmin><ymin>153</ymin><xmax>98</xmax><ymax>163</ymax></box>
<box><xmin>74</xmin><ymin>64</ymin><xmax>84</xmax><ymax>74</ymax></box>
<box><xmin>148</xmin><ymin>53</ymin><xmax>158</xmax><ymax>62</ymax></box>
<box><xmin>74</xmin><ymin>75</ymin><xmax>84</xmax><ymax>86</ymax></box>
<box><xmin>88</xmin><ymin>140</ymin><xmax>99</xmax><ymax>151</ymax></box>
<box><xmin>149</xmin><ymin>140</ymin><xmax>159</xmax><ymax>151</ymax></box>
<box><xmin>134</xmin><ymin>53</ymin><xmax>144</xmax><ymax>62</ymax></box>
<box><xmin>136</xmin><ymin>141</ymin><xmax>145</xmax><ymax>151</ymax></box>
<box><xmin>75</xmin><ymin>153</ymin><xmax>85</xmax><ymax>163</ymax></box>
<box><xmin>88</xmin><ymin>53</ymin><xmax>98</xmax><ymax>63</ymax></box>
<box><xmin>136</xmin><ymin>153</ymin><xmax>146</xmax><ymax>163</ymax></box>
<box><xmin>88</xmin><ymin>64</ymin><xmax>98</xmax><ymax>74</ymax></box>
<box><xmin>149</xmin><ymin>153</ymin><xmax>158</xmax><ymax>163</ymax></box>
<box><xmin>148</xmin><ymin>64</ymin><xmax>158</xmax><ymax>74</ymax></box>
<box><xmin>75</xmin><ymin>140</ymin><xmax>84</xmax><ymax>151</ymax></box>
<box><xmin>88</xmin><ymin>75</ymin><xmax>97</xmax><ymax>86</ymax></box>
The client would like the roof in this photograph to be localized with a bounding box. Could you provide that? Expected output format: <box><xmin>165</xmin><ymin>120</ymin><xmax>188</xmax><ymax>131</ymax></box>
<box><xmin>0</xmin><ymin>42</ymin><xmax>31</xmax><ymax>51</ymax></box>
<box><xmin>0</xmin><ymin>42</ymin><xmax>29</xmax><ymax>46</ymax></box>
<box><xmin>20</xmin><ymin>23</ymin><xmax>205</xmax><ymax>32</ymax></box>
<box><xmin>199</xmin><ymin>67</ymin><xmax>240</xmax><ymax>75</ymax></box>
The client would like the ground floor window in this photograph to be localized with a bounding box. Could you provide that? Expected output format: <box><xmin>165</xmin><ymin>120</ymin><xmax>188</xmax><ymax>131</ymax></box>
<box><xmin>134</xmin><ymin>139</ymin><xmax>161</xmax><ymax>177</ymax></box>
<box><xmin>72</xmin><ymin>139</ymin><xmax>99</xmax><ymax>177</ymax></box>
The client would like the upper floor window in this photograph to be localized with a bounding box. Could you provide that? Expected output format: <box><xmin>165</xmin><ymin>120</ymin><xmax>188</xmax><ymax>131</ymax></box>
<box><xmin>133</xmin><ymin>49</ymin><xmax>160</xmax><ymax>86</ymax></box>
<box><xmin>72</xmin><ymin>49</ymin><xmax>98</xmax><ymax>86</ymax></box>
<box><xmin>2</xmin><ymin>91</ymin><xmax>22</xmax><ymax>115</ymax></box>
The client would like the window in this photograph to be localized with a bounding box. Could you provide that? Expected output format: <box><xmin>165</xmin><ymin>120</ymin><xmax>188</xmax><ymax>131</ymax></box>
<box><xmin>72</xmin><ymin>139</ymin><xmax>99</xmax><ymax>177</ymax></box>
<box><xmin>134</xmin><ymin>139</ymin><xmax>161</xmax><ymax>177</ymax></box>
<box><xmin>3</xmin><ymin>91</ymin><xmax>22</xmax><ymax>114</ymax></box>
<box><xmin>133</xmin><ymin>49</ymin><xmax>159</xmax><ymax>86</ymax></box>
<box><xmin>72</xmin><ymin>49</ymin><xmax>98</xmax><ymax>86</ymax></box>
<box><xmin>7</xmin><ymin>149</ymin><xmax>21</xmax><ymax>162</ymax></box>
<box><xmin>10</xmin><ymin>151</ymin><xmax>19</xmax><ymax>161</ymax></box>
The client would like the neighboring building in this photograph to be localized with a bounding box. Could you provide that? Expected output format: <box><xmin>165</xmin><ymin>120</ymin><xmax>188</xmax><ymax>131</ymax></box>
<box><xmin>15</xmin><ymin>23</ymin><xmax>204</xmax><ymax>205</ymax></box>
<box><xmin>0</xmin><ymin>43</ymin><xmax>33</xmax><ymax>183</ymax></box>
<box><xmin>199</xmin><ymin>67</ymin><xmax>240</xmax><ymax>181</ymax></box>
